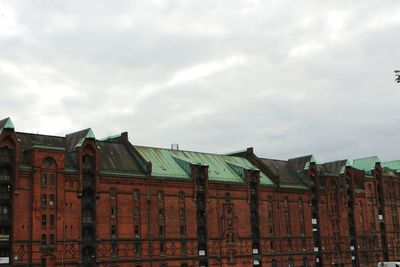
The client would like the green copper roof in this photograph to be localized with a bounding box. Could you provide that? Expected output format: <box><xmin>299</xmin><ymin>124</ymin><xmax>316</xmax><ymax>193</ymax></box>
<box><xmin>85</xmin><ymin>128</ymin><xmax>95</xmax><ymax>139</ymax></box>
<box><xmin>74</xmin><ymin>128</ymin><xmax>96</xmax><ymax>148</ymax></box>
<box><xmin>0</xmin><ymin>118</ymin><xmax>14</xmax><ymax>135</ymax></box>
<box><xmin>134</xmin><ymin>146</ymin><xmax>273</xmax><ymax>184</ymax></box>
<box><xmin>3</xmin><ymin>118</ymin><xmax>14</xmax><ymax>129</ymax></box>
<box><xmin>353</xmin><ymin>156</ymin><xmax>380</xmax><ymax>172</ymax></box>
<box><xmin>340</xmin><ymin>159</ymin><xmax>352</xmax><ymax>174</ymax></box>
<box><xmin>304</xmin><ymin>155</ymin><xmax>317</xmax><ymax>170</ymax></box>
<box><xmin>382</xmin><ymin>160</ymin><xmax>400</xmax><ymax>173</ymax></box>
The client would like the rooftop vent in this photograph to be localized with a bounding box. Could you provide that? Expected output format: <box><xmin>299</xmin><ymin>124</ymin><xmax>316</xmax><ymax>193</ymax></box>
<box><xmin>171</xmin><ymin>144</ymin><xmax>179</xmax><ymax>150</ymax></box>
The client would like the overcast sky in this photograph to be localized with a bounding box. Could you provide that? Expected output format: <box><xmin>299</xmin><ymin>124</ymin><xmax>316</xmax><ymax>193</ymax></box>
<box><xmin>1</xmin><ymin>0</ymin><xmax>400</xmax><ymax>163</ymax></box>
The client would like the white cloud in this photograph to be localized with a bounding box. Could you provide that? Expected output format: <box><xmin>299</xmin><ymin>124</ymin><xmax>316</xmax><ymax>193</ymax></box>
<box><xmin>0</xmin><ymin>0</ymin><xmax>400</xmax><ymax>162</ymax></box>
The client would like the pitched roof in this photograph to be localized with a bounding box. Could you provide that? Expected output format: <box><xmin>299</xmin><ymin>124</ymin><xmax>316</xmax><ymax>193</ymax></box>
<box><xmin>15</xmin><ymin>130</ymin><xmax>146</xmax><ymax>176</ymax></box>
<box><xmin>257</xmin><ymin>155</ymin><xmax>314</xmax><ymax>189</ymax></box>
<box><xmin>134</xmin><ymin>146</ymin><xmax>273</xmax><ymax>185</ymax></box>
<box><xmin>65</xmin><ymin>128</ymin><xmax>94</xmax><ymax>152</ymax></box>
<box><xmin>0</xmin><ymin>117</ymin><xmax>14</xmax><ymax>130</ymax></box>
<box><xmin>98</xmin><ymin>142</ymin><xmax>143</xmax><ymax>175</ymax></box>
<box><xmin>382</xmin><ymin>160</ymin><xmax>400</xmax><ymax>173</ymax></box>
<box><xmin>353</xmin><ymin>156</ymin><xmax>380</xmax><ymax>173</ymax></box>
<box><xmin>318</xmin><ymin>160</ymin><xmax>348</xmax><ymax>175</ymax></box>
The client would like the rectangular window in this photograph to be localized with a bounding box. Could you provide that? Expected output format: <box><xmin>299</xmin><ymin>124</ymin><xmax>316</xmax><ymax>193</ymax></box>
<box><xmin>111</xmin><ymin>225</ymin><xmax>116</xmax><ymax>238</ymax></box>
<box><xmin>134</xmin><ymin>208</ymin><xmax>139</xmax><ymax>219</ymax></box>
<box><xmin>159</xmin><ymin>225</ymin><xmax>164</xmax><ymax>236</ymax></box>
<box><xmin>41</xmin><ymin>175</ymin><xmax>47</xmax><ymax>187</ymax></box>
<box><xmin>181</xmin><ymin>242</ymin><xmax>187</xmax><ymax>255</ymax></box>
<box><xmin>160</xmin><ymin>241</ymin><xmax>165</xmax><ymax>255</ymax></box>
<box><xmin>134</xmin><ymin>242</ymin><xmax>141</xmax><ymax>255</ymax></box>
<box><xmin>50</xmin><ymin>215</ymin><xmax>55</xmax><ymax>228</ymax></box>
<box><xmin>134</xmin><ymin>225</ymin><xmax>140</xmax><ymax>236</ymax></box>
<box><xmin>180</xmin><ymin>225</ymin><xmax>185</xmax><ymax>236</ymax></box>
<box><xmin>111</xmin><ymin>207</ymin><xmax>116</xmax><ymax>218</ymax></box>
<box><xmin>111</xmin><ymin>243</ymin><xmax>117</xmax><ymax>257</ymax></box>
<box><xmin>41</xmin><ymin>234</ymin><xmax>46</xmax><ymax>245</ymax></box>
<box><xmin>49</xmin><ymin>175</ymin><xmax>55</xmax><ymax>187</ymax></box>
<box><xmin>49</xmin><ymin>234</ymin><xmax>54</xmax><ymax>245</ymax></box>
<box><xmin>49</xmin><ymin>194</ymin><xmax>54</xmax><ymax>206</ymax></box>
<box><xmin>42</xmin><ymin>215</ymin><xmax>46</xmax><ymax>228</ymax></box>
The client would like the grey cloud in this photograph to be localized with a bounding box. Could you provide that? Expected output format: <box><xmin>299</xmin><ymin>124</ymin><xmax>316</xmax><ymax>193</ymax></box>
<box><xmin>0</xmin><ymin>0</ymin><xmax>400</xmax><ymax>164</ymax></box>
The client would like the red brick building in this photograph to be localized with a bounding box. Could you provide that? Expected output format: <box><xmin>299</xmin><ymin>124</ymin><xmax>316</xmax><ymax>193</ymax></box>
<box><xmin>0</xmin><ymin>117</ymin><xmax>399</xmax><ymax>267</ymax></box>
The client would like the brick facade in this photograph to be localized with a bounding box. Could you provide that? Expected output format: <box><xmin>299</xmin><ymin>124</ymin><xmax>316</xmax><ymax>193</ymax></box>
<box><xmin>0</xmin><ymin>118</ymin><xmax>399</xmax><ymax>267</ymax></box>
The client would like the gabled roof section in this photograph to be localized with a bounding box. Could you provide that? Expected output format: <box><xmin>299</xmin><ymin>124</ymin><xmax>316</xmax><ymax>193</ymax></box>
<box><xmin>134</xmin><ymin>146</ymin><xmax>273</xmax><ymax>184</ymax></box>
<box><xmin>134</xmin><ymin>146</ymin><xmax>190</xmax><ymax>179</ymax></box>
<box><xmin>0</xmin><ymin>117</ymin><xmax>14</xmax><ymax>130</ymax></box>
<box><xmin>97</xmin><ymin>142</ymin><xmax>144</xmax><ymax>175</ymax></box>
<box><xmin>382</xmin><ymin>160</ymin><xmax>400</xmax><ymax>173</ymax></box>
<box><xmin>318</xmin><ymin>160</ymin><xmax>348</xmax><ymax>175</ymax></box>
<box><xmin>65</xmin><ymin>128</ymin><xmax>95</xmax><ymax>151</ymax></box>
<box><xmin>16</xmin><ymin>132</ymin><xmax>74</xmax><ymax>168</ymax></box>
<box><xmin>288</xmin><ymin>155</ymin><xmax>315</xmax><ymax>172</ymax></box>
<box><xmin>259</xmin><ymin>158</ymin><xmax>307</xmax><ymax>189</ymax></box>
<box><xmin>353</xmin><ymin>156</ymin><xmax>380</xmax><ymax>173</ymax></box>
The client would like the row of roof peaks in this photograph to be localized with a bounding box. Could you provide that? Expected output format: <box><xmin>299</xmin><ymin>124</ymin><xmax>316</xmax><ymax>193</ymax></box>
<box><xmin>1</xmin><ymin>117</ymin><xmax>399</xmax><ymax>185</ymax></box>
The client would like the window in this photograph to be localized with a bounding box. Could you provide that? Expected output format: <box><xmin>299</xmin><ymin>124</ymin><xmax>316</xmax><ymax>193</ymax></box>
<box><xmin>159</xmin><ymin>225</ymin><xmax>164</xmax><ymax>236</ymax></box>
<box><xmin>49</xmin><ymin>234</ymin><xmax>54</xmax><ymax>245</ymax></box>
<box><xmin>0</xmin><ymin>205</ymin><xmax>9</xmax><ymax>219</ymax></box>
<box><xmin>179</xmin><ymin>191</ymin><xmax>185</xmax><ymax>202</ymax></box>
<box><xmin>268</xmin><ymin>210</ymin><xmax>273</xmax><ymax>220</ymax></box>
<box><xmin>111</xmin><ymin>207</ymin><xmax>116</xmax><ymax>218</ymax></box>
<box><xmin>181</xmin><ymin>242</ymin><xmax>187</xmax><ymax>255</ymax></box>
<box><xmin>134</xmin><ymin>225</ymin><xmax>140</xmax><ymax>236</ymax></box>
<box><xmin>49</xmin><ymin>194</ymin><xmax>54</xmax><ymax>206</ymax></box>
<box><xmin>180</xmin><ymin>225</ymin><xmax>185</xmax><ymax>236</ymax></box>
<box><xmin>227</xmin><ymin>250</ymin><xmax>236</xmax><ymax>265</ymax></box>
<box><xmin>111</xmin><ymin>243</ymin><xmax>117</xmax><ymax>257</ymax></box>
<box><xmin>110</xmin><ymin>188</ymin><xmax>116</xmax><ymax>199</ymax></box>
<box><xmin>303</xmin><ymin>257</ymin><xmax>309</xmax><ymax>267</ymax></box>
<box><xmin>158</xmin><ymin>191</ymin><xmax>164</xmax><ymax>202</ymax></box>
<box><xmin>49</xmin><ymin>174</ymin><xmax>55</xmax><ymax>187</ymax></box>
<box><xmin>41</xmin><ymin>234</ymin><xmax>46</xmax><ymax>245</ymax></box>
<box><xmin>301</xmin><ymin>239</ymin><xmax>306</xmax><ymax>251</ymax></box>
<box><xmin>288</xmin><ymin>240</ymin><xmax>292</xmax><ymax>251</ymax></box>
<box><xmin>41</xmin><ymin>194</ymin><xmax>47</xmax><ymax>207</ymax></box>
<box><xmin>226</xmin><ymin>232</ymin><xmax>234</xmax><ymax>243</ymax></box>
<box><xmin>160</xmin><ymin>241</ymin><xmax>165</xmax><ymax>255</ymax></box>
<box><xmin>179</xmin><ymin>208</ymin><xmax>185</xmax><ymax>218</ymax></box>
<box><xmin>41</xmin><ymin>215</ymin><xmax>46</xmax><ymax>227</ymax></box>
<box><xmin>134</xmin><ymin>242</ymin><xmax>141</xmax><ymax>255</ymax></box>
<box><xmin>284</xmin><ymin>197</ymin><xmax>289</xmax><ymax>207</ymax></box>
<box><xmin>41</xmin><ymin>175</ymin><xmax>47</xmax><ymax>187</ymax></box>
<box><xmin>133</xmin><ymin>190</ymin><xmax>140</xmax><ymax>201</ymax></box>
<box><xmin>225</xmin><ymin>192</ymin><xmax>231</xmax><ymax>202</ymax></box>
<box><xmin>111</xmin><ymin>225</ymin><xmax>116</xmax><ymax>238</ymax></box>
<box><xmin>159</xmin><ymin>208</ymin><xmax>164</xmax><ymax>218</ymax></box>
<box><xmin>134</xmin><ymin>208</ymin><xmax>139</xmax><ymax>219</ymax></box>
